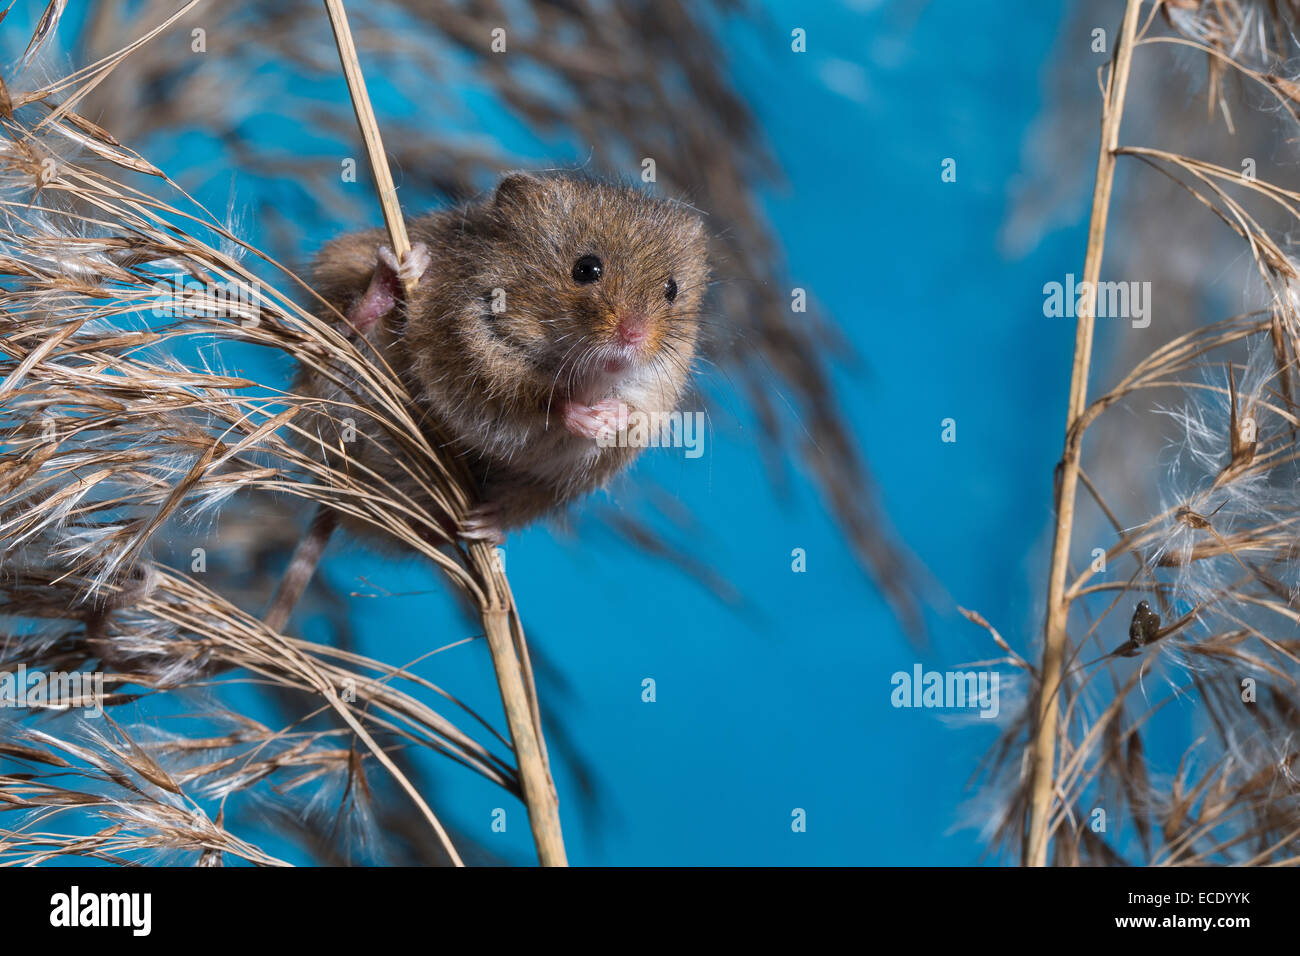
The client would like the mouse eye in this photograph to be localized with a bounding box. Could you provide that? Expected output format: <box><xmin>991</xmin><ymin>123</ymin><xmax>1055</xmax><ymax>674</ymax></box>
<box><xmin>571</xmin><ymin>254</ymin><xmax>603</xmax><ymax>284</ymax></box>
<box><xmin>663</xmin><ymin>277</ymin><xmax>678</xmax><ymax>302</ymax></box>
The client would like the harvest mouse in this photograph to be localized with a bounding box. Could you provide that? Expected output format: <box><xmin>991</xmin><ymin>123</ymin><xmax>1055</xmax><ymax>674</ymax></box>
<box><xmin>299</xmin><ymin>171</ymin><xmax>710</xmax><ymax>546</ymax></box>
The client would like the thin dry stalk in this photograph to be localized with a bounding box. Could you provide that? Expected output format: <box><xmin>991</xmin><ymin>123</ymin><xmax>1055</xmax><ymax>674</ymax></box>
<box><xmin>320</xmin><ymin>0</ymin><xmax>412</xmax><ymax>277</ymax></box>
<box><xmin>1026</xmin><ymin>0</ymin><xmax>1144</xmax><ymax>868</ymax></box>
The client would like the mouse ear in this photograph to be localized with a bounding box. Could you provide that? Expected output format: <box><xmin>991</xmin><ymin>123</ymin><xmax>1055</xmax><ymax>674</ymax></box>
<box><xmin>493</xmin><ymin>172</ymin><xmax>544</xmax><ymax>209</ymax></box>
<box><xmin>682</xmin><ymin>211</ymin><xmax>706</xmax><ymax>242</ymax></box>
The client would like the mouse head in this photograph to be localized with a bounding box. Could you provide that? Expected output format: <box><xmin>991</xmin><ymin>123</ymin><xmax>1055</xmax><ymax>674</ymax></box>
<box><xmin>477</xmin><ymin>172</ymin><xmax>709</xmax><ymax>397</ymax></box>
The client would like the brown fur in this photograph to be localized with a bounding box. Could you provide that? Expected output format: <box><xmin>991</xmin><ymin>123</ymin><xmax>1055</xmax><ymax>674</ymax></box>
<box><xmin>299</xmin><ymin>172</ymin><xmax>710</xmax><ymax>541</ymax></box>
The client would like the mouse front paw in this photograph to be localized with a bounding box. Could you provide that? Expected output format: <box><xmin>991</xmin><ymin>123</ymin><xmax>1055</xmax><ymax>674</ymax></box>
<box><xmin>376</xmin><ymin>243</ymin><xmax>431</xmax><ymax>287</ymax></box>
<box><xmin>347</xmin><ymin>244</ymin><xmax>431</xmax><ymax>335</ymax></box>
<box><xmin>562</xmin><ymin>398</ymin><xmax>624</xmax><ymax>441</ymax></box>
<box><xmin>398</xmin><ymin>243</ymin><xmax>431</xmax><ymax>286</ymax></box>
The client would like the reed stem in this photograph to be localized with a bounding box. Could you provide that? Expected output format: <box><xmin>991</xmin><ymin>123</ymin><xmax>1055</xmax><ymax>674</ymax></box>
<box><xmin>1024</xmin><ymin>0</ymin><xmax>1142</xmax><ymax>868</ymax></box>
<box><xmin>321</xmin><ymin>0</ymin><xmax>411</xmax><ymax>269</ymax></box>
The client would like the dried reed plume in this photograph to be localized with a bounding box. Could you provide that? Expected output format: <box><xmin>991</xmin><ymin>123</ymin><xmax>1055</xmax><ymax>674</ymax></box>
<box><xmin>0</xmin><ymin>1</ymin><xmax>557</xmax><ymax>866</ymax></box>
<box><xmin>973</xmin><ymin>0</ymin><xmax>1300</xmax><ymax>866</ymax></box>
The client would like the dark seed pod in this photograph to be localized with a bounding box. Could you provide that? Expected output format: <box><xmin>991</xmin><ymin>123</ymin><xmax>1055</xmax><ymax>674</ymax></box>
<box><xmin>1129</xmin><ymin>600</ymin><xmax>1162</xmax><ymax>646</ymax></box>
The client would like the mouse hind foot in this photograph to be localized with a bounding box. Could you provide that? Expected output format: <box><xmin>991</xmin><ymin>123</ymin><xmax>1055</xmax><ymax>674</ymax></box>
<box><xmin>459</xmin><ymin>501</ymin><xmax>505</xmax><ymax>546</ymax></box>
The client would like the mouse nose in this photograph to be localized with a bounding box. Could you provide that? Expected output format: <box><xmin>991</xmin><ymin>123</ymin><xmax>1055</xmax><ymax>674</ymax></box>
<box><xmin>614</xmin><ymin>313</ymin><xmax>649</xmax><ymax>348</ymax></box>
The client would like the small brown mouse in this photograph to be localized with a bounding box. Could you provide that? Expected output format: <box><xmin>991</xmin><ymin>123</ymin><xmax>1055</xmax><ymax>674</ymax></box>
<box><xmin>300</xmin><ymin>172</ymin><xmax>710</xmax><ymax>546</ymax></box>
